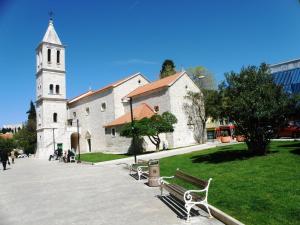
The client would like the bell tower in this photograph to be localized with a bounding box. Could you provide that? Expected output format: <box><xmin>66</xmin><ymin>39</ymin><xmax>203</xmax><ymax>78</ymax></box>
<box><xmin>35</xmin><ymin>18</ymin><xmax>68</xmax><ymax>159</ymax></box>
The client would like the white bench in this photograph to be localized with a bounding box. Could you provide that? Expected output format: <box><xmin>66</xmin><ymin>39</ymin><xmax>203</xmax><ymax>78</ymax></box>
<box><xmin>129</xmin><ymin>159</ymin><xmax>149</xmax><ymax>180</ymax></box>
<box><xmin>159</xmin><ymin>169</ymin><xmax>213</xmax><ymax>221</ymax></box>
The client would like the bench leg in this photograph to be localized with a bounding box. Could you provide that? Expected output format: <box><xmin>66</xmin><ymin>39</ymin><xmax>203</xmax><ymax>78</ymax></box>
<box><xmin>185</xmin><ymin>203</ymin><xmax>192</xmax><ymax>222</ymax></box>
<box><xmin>203</xmin><ymin>203</ymin><xmax>212</xmax><ymax>218</ymax></box>
<box><xmin>137</xmin><ymin>168</ymin><xmax>143</xmax><ymax>181</ymax></box>
<box><xmin>160</xmin><ymin>186</ymin><xmax>163</xmax><ymax>196</ymax></box>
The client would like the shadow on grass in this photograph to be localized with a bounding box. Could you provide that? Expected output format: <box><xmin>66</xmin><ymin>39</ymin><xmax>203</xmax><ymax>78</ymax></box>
<box><xmin>290</xmin><ymin>149</ymin><xmax>300</xmax><ymax>155</ymax></box>
<box><xmin>274</xmin><ymin>142</ymin><xmax>300</xmax><ymax>155</ymax></box>
<box><xmin>191</xmin><ymin>149</ymin><xmax>278</xmax><ymax>164</ymax></box>
<box><xmin>276</xmin><ymin>141</ymin><xmax>300</xmax><ymax>148</ymax></box>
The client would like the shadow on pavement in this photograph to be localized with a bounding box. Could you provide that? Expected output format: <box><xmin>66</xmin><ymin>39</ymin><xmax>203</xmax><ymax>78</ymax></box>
<box><xmin>129</xmin><ymin>173</ymin><xmax>147</xmax><ymax>181</ymax></box>
<box><xmin>157</xmin><ymin>195</ymin><xmax>202</xmax><ymax>220</ymax></box>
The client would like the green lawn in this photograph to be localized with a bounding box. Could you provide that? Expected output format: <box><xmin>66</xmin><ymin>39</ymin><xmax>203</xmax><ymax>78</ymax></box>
<box><xmin>78</xmin><ymin>152</ymin><xmax>128</xmax><ymax>163</ymax></box>
<box><xmin>159</xmin><ymin>141</ymin><xmax>300</xmax><ymax>225</ymax></box>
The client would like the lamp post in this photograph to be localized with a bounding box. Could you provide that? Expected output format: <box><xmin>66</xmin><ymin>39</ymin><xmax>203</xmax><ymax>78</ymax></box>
<box><xmin>52</xmin><ymin>128</ymin><xmax>56</xmax><ymax>154</ymax></box>
<box><xmin>77</xmin><ymin>119</ymin><xmax>81</xmax><ymax>163</ymax></box>
<box><xmin>129</xmin><ymin>97</ymin><xmax>137</xmax><ymax>163</ymax></box>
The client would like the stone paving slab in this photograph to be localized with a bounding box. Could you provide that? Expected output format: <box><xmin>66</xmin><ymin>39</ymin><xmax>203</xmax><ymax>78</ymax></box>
<box><xmin>0</xmin><ymin>158</ymin><xmax>224</xmax><ymax>225</ymax></box>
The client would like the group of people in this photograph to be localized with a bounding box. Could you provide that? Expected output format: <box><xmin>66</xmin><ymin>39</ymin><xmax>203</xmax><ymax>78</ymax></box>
<box><xmin>49</xmin><ymin>148</ymin><xmax>76</xmax><ymax>163</ymax></box>
<box><xmin>0</xmin><ymin>149</ymin><xmax>16</xmax><ymax>170</ymax></box>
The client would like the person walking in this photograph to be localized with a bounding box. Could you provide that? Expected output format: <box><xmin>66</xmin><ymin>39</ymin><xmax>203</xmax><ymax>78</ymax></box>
<box><xmin>10</xmin><ymin>149</ymin><xmax>15</xmax><ymax>164</ymax></box>
<box><xmin>0</xmin><ymin>150</ymin><xmax>9</xmax><ymax>170</ymax></box>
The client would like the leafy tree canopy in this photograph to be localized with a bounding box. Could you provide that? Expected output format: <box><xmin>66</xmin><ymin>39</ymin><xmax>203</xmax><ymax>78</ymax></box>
<box><xmin>220</xmin><ymin>63</ymin><xmax>291</xmax><ymax>155</ymax></box>
<box><xmin>0</xmin><ymin>138</ymin><xmax>16</xmax><ymax>153</ymax></box>
<box><xmin>27</xmin><ymin>101</ymin><xmax>36</xmax><ymax>121</ymax></box>
<box><xmin>120</xmin><ymin>112</ymin><xmax>177</xmax><ymax>150</ymax></box>
<box><xmin>14</xmin><ymin>101</ymin><xmax>37</xmax><ymax>155</ymax></box>
<box><xmin>159</xmin><ymin>59</ymin><xmax>176</xmax><ymax>79</ymax></box>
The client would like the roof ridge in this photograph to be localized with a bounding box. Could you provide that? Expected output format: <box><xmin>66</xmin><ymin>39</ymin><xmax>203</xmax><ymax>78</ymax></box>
<box><xmin>126</xmin><ymin>71</ymin><xmax>185</xmax><ymax>98</ymax></box>
<box><xmin>68</xmin><ymin>90</ymin><xmax>94</xmax><ymax>104</ymax></box>
<box><xmin>68</xmin><ymin>72</ymin><xmax>145</xmax><ymax>104</ymax></box>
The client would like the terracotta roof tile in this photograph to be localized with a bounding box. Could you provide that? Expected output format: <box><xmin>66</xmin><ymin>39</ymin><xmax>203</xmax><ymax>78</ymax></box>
<box><xmin>0</xmin><ymin>133</ymin><xmax>13</xmax><ymax>139</ymax></box>
<box><xmin>104</xmin><ymin>103</ymin><xmax>155</xmax><ymax>127</ymax></box>
<box><xmin>126</xmin><ymin>71</ymin><xmax>185</xmax><ymax>98</ymax></box>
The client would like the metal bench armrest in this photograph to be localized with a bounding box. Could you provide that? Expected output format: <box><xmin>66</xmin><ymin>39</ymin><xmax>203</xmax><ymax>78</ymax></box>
<box><xmin>159</xmin><ymin>176</ymin><xmax>174</xmax><ymax>185</ymax></box>
<box><xmin>137</xmin><ymin>165</ymin><xmax>148</xmax><ymax>169</ymax></box>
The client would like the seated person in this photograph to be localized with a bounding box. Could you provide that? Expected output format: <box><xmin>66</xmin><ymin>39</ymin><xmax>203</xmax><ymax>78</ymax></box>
<box><xmin>62</xmin><ymin>151</ymin><xmax>68</xmax><ymax>163</ymax></box>
<box><xmin>67</xmin><ymin>149</ymin><xmax>75</xmax><ymax>162</ymax></box>
<box><xmin>56</xmin><ymin>148</ymin><xmax>63</xmax><ymax>160</ymax></box>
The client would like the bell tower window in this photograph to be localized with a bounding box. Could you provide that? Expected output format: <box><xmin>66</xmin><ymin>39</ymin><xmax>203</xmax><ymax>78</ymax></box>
<box><xmin>53</xmin><ymin>113</ymin><xmax>57</xmax><ymax>123</ymax></box>
<box><xmin>56</xmin><ymin>85</ymin><xmax>60</xmax><ymax>94</ymax></box>
<box><xmin>57</xmin><ymin>50</ymin><xmax>60</xmax><ymax>64</ymax></box>
<box><xmin>47</xmin><ymin>49</ymin><xmax>51</xmax><ymax>62</ymax></box>
<box><xmin>49</xmin><ymin>84</ymin><xmax>53</xmax><ymax>94</ymax></box>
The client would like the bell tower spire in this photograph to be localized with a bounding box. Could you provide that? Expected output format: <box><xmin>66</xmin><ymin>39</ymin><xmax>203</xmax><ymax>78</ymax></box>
<box><xmin>35</xmin><ymin>18</ymin><xmax>68</xmax><ymax>159</ymax></box>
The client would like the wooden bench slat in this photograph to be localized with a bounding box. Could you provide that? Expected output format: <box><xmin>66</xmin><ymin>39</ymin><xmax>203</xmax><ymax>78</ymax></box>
<box><xmin>175</xmin><ymin>170</ymin><xmax>208</xmax><ymax>188</ymax></box>
<box><xmin>163</xmin><ymin>183</ymin><xmax>203</xmax><ymax>202</ymax></box>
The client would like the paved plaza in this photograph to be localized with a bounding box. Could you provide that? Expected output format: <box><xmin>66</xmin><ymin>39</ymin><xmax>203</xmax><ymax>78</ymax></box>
<box><xmin>0</xmin><ymin>152</ymin><xmax>224</xmax><ymax>225</ymax></box>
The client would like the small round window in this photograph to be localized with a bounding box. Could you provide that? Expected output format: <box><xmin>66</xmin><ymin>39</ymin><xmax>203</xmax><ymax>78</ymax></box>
<box><xmin>101</xmin><ymin>102</ymin><xmax>106</xmax><ymax>112</ymax></box>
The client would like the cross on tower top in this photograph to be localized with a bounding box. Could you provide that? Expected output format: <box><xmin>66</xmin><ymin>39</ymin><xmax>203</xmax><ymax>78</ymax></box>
<box><xmin>48</xmin><ymin>11</ymin><xmax>54</xmax><ymax>22</ymax></box>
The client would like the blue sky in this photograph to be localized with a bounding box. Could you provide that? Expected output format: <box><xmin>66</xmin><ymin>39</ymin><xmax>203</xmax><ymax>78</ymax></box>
<box><xmin>0</xmin><ymin>0</ymin><xmax>300</xmax><ymax>126</ymax></box>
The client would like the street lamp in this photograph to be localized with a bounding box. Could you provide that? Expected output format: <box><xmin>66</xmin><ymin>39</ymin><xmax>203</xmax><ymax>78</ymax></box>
<box><xmin>52</xmin><ymin>128</ymin><xmax>56</xmax><ymax>154</ymax></box>
<box><xmin>128</xmin><ymin>97</ymin><xmax>137</xmax><ymax>163</ymax></box>
<box><xmin>77</xmin><ymin>119</ymin><xmax>81</xmax><ymax>163</ymax></box>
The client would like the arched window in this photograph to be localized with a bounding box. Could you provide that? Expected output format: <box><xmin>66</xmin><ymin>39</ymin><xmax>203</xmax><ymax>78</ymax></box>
<box><xmin>49</xmin><ymin>84</ymin><xmax>53</xmax><ymax>94</ymax></box>
<box><xmin>101</xmin><ymin>102</ymin><xmax>106</xmax><ymax>112</ymax></box>
<box><xmin>56</xmin><ymin>85</ymin><xmax>60</xmax><ymax>94</ymax></box>
<box><xmin>57</xmin><ymin>50</ymin><xmax>60</xmax><ymax>64</ymax></box>
<box><xmin>112</xmin><ymin>128</ymin><xmax>116</xmax><ymax>137</ymax></box>
<box><xmin>53</xmin><ymin>113</ymin><xmax>57</xmax><ymax>123</ymax></box>
<box><xmin>47</xmin><ymin>49</ymin><xmax>51</xmax><ymax>62</ymax></box>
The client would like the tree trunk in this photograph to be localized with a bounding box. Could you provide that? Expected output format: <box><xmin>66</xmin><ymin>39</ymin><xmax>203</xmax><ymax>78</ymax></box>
<box><xmin>246</xmin><ymin>139</ymin><xmax>268</xmax><ymax>155</ymax></box>
<box><xmin>148</xmin><ymin>135</ymin><xmax>160</xmax><ymax>151</ymax></box>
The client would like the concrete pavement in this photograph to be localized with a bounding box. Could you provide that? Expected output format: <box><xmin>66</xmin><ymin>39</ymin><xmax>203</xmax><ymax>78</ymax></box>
<box><xmin>94</xmin><ymin>142</ymin><xmax>219</xmax><ymax>166</ymax></box>
<box><xmin>0</xmin><ymin>157</ymin><xmax>224</xmax><ymax>225</ymax></box>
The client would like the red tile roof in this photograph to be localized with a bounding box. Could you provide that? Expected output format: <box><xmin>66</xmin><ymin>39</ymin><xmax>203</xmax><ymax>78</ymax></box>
<box><xmin>68</xmin><ymin>72</ymin><xmax>145</xmax><ymax>104</ymax></box>
<box><xmin>104</xmin><ymin>103</ymin><xmax>155</xmax><ymax>127</ymax></box>
<box><xmin>0</xmin><ymin>133</ymin><xmax>13</xmax><ymax>139</ymax></box>
<box><xmin>126</xmin><ymin>71</ymin><xmax>185</xmax><ymax>98</ymax></box>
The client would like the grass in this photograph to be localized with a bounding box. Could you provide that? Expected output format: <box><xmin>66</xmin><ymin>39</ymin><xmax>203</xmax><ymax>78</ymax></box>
<box><xmin>159</xmin><ymin>141</ymin><xmax>300</xmax><ymax>225</ymax></box>
<box><xmin>78</xmin><ymin>152</ymin><xmax>128</xmax><ymax>163</ymax></box>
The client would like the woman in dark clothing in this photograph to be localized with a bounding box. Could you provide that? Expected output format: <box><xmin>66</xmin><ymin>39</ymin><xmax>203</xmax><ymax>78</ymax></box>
<box><xmin>0</xmin><ymin>150</ymin><xmax>9</xmax><ymax>170</ymax></box>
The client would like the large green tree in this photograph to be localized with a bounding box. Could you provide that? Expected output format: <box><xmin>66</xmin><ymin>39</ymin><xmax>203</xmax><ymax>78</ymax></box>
<box><xmin>159</xmin><ymin>59</ymin><xmax>176</xmax><ymax>79</ymax></box>
<box><xmin>0</xmin><ymin>138</ymin><xmax>16</xmax><ymax>153</ymax></box>
<box><xmin>14</xmin><ymin>101</ymin><xmax>37</xmax><ymax>155</ymax></box>
<box><xmin>220</xmin><ymin>63</ymin><xmax>291</xmax><ymax>155</ymax></box>
<box><xmin>120</xmin><ymin>112</ymin><xmax>177</xmax><ymax>151</ymax></box>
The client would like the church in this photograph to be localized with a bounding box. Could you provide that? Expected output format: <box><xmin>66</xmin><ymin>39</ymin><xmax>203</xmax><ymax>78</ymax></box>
<box><xmin>35</xmin><ymin>19</ymin><xmax>203</xmax><ymax>159</ymax></box>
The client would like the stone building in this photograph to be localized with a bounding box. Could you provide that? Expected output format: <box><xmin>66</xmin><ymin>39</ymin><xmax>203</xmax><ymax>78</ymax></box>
<box><xmin>35</xmin><ymin>20</ymin><xmax>203</xmax><ymax>159</ymax></box>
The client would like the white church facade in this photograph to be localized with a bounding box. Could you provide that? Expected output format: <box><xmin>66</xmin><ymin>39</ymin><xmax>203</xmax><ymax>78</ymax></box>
<box><xmin>36</xmin><ymin>20</ymin><xmax>203</xmax><ymax>159</ymax></box>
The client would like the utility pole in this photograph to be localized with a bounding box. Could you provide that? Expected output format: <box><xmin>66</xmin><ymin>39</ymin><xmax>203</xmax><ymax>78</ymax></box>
<box><xmin>77</xmin><ymin>119</ymin><xmax>81</xmax><ymax>163</ymax></box>
<box><xmin>129</xmin><ymin>97</ymin><xmax>137</xmax><ymax>163</ymax></box>
<box><xmin>52</xmin><ymin>128</ymin><xmax>56</xmax><ymax>153</ymax></box>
